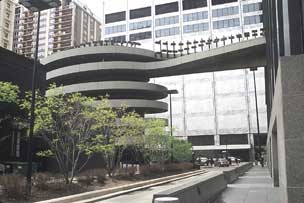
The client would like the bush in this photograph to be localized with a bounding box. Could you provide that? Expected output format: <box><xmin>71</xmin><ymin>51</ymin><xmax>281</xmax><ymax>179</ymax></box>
<box><xmin>139</xmin><ymin>164</ymin><xmax>163</xmax><ymax>176</ymax></box>
<box><xmin>48</xmin><ymin>182</ymin><xmax>84</xmax><ymax>194</ymax></box>
<box><xmin>114</xmin><ymin>166</ymin><xmax>137</xmax><ymax>179</ymax></box>
<box><xmin>164</xmin><ymin>162</ymin><xmax>193</xmax><ymax>173</ymax></box>
<box><xmin>78</xmin><ymin>169</ymin><xmax>107</xmax><ymax>186</ymax></box>
<box><xmin>164</xmin><ymin>163</ymin><xmax>182</xmax><ymax>173</ymax></box>
<box><xmin>33</xmin><ymin>172</ymin><xmax>52</xmax><ymax>190</ymax></box>
<box><xmin>0</xmin><ymin>175</ymin><xmax>26</xmax><ymax>200</ymax></box>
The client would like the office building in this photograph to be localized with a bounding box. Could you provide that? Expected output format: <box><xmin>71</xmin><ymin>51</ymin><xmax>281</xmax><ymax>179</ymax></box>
<box><xmin>13</xmin><ymin>0</ymin><xmax>101</xmax><ymax>59</ymax></box>
<box><xmin>265</xmin><ymin>0</ymin><xmax>304</xmax><ymax>202</ymax></box>
<box><xmin>0</xmin><ymin>0</ymin><xmax>15</xmax><ymax>50</ymax></box>
<box><xmin>103</xmin><ymin>0</ymin><xmax>266</xmax><ymax>161</ymax></box>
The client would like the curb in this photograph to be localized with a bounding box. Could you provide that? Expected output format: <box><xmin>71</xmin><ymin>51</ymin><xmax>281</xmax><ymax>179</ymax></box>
<box><xmin>35</xmin><ymin>169</ymin><xmax>207</xmax><ymax>203</ymax></box>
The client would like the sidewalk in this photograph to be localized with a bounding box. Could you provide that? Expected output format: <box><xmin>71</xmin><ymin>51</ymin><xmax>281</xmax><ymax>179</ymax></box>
<box><xmin>213</xmin><ymin>166</ymin><xmax>280</xmax><ymax>203</ymax></box>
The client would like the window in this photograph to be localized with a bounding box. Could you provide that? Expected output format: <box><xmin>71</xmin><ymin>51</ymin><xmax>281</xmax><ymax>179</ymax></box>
<box><xmin>155</xmin><ymin>16</ymin><xmax>179</xmax><ymax>26</ymax></box>
<box><xmin>129</xmin><ymin>20</ymin><xmax>152</xmax><ymax>30</ymax></box>
<box><xmin>188</xmin><ymin>135</ymin><xmax>215</xmax><ymax>146</ymax></box>
<box><xmin>129</xmin><ymin>31</ymin><xmax>151</xmax><ymax>41</ymax></box>
<box><xmin>105</xmin><ymin>24</ymin><xmax>126</xmax><ymax>35</ymax></box>
<box><xmin>213</xmin><ymin>18</ymin><xmax>240</xmax><ymax>29</ymax></box>
<box><xmin>130</xmin><ymin>7</ymin><xmax>151</xmax><ymax>19</ymax></box>
<box><xmin>105</xmin><ymin>35</ymin><xmax>126</xmax><ymax>42</ymax></box>
<box><xmin>244</xmin><ymin>15</ymin><xmax>263</xmax><ymax>25</ymax></box>
<box><xmin>105</xmin><ymin>11</ymin><xmax>126</xmax><ymax>24</ymax></box>
<box><xmin>155</xmin><ymin>27</ymin><xmax>180</xmax><ymax>38</ymax></box>
<box><xmin>212</xmin><ymin>0</ymin><xmax>237</xmax><ymax>6</ymax></box>
<box><xmin>183</xmin><ymin>0</ymin><xmax>207</xmax><ymax>10</ymax></box>
<box><xmin>212</xmin><ymin>6</ymin><xmax>239</xmax><ymax>17</ymax></box>
<box><xmin>243</xmin><ymin>3</ymin><xmax>262</xmax><ymax>13</ymax></box>
<box><xmin>183</xmin><ymin>22</ymin><xmax>209</xmax><ymax>33</ymax></box>
<box><xmin>5</xmin><ymin>22</ymin><xmax>9</xmax><ymax>28</ymax></box>
<box><xmin>183</xmin><ymin>11</ymin><xmax>208</xmax><ymax>22</ymax></box>
<box><xmin>155</xmin><ymin>2</ymin><xmax>179</xmax><ymax>15</ymax></box>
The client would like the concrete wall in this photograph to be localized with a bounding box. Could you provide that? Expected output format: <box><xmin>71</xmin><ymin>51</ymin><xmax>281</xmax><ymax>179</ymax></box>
<box><xmin>153</xmin><ymin>163</ymin><xmax>253</xmax><ymax>203</ymax></box>
<box><xmin>267</xmin><ymin>54</ymin><xmax>304</xmax><ymax>203</ymax></box>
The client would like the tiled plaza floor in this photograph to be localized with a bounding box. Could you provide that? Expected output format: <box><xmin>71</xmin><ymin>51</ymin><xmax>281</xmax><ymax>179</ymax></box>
<box><xmin>213</xmin><ymin>166</ymin><xmax>280</xmax><ymax>203</ymax></box>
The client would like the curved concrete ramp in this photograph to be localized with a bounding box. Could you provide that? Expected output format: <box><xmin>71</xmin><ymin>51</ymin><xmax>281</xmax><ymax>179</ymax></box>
<box><xmin>147</xmin><ymin>37</ymin><xmax>266</xmax><ymax>77</ymax></box>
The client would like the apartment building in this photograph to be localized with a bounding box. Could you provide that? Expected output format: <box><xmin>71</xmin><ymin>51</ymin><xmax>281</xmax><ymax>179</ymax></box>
<box><xmin>0</xmin><ymin>0</ymin><xmax>15</xmax><ymax>50</ymax></box>
<box><xmin>13</xmin><ymin>0</ymin><xmax>101</xmax><ymax>59</ymax></box>
<box><xmin>103</xmin><ymin>0</ymin><xmax>266</xmax><ymax>161</ymax></box>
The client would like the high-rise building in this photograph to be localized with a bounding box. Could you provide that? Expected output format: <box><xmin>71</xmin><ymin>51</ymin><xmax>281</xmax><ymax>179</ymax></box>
<box><xmin>102</xmin><ymin>0</ymin><xmax>266</xmax><ymax>161</ymax></box>
<box><xmin>0</xmin><ymin>0</ymin><xmax>15</xmax><ymax>50</ymax></box>
<box><xmin>13</xmin><ymin>0</ymin><xmax>102</xmax><ymax>59</ymax></box>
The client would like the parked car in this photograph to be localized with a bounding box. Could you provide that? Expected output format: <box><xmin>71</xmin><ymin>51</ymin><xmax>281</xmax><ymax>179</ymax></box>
<box><xmin>194</xmin><ymin>157</ymin><xmax>208</xmax><ymax>166</ymax></box>
<box><xmin>215</xmin><ymin>158</ymin><xmax>229</xmax><ymax>167</ymax></box>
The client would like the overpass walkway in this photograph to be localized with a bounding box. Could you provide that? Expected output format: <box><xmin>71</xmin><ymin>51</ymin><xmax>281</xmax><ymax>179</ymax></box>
<box><xmin>213</xmin><ymin>166</ymin><xmax>280</xmax><ymax>203</ymax></box>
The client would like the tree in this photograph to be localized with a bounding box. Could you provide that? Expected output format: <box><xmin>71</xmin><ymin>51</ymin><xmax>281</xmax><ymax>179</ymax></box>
<box><xmin>171</xmin><ymin>138</ymin><xmax>192</xmax><ymax>162</ymax></box>
<box><xmin>143</xmin><ymin>119</ymin><xmax>171</xmax><ymax>166</ymax></box>
<box><xmin>0</xmin><ymin>82</ymin><xmax>21</xmax><ymax>143</ymax></box>
<box><xmin>21</xmin><ymin>86</ymin><xmax>101</xmax><ymax>184</ymax></box>
<box><xmin>0</xmin><ymin>81</ymin><xmax>19</xmax><ymax>104</ymax></box>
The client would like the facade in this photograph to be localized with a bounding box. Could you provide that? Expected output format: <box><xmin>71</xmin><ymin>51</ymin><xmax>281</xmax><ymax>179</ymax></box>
<box><xmin>102</xmin><ymin>0</ymin><xmax>267</xmax><ymax>161</ymax></box>
<box><xmin>13</xmin><ymin>0</ymin><xmax>101</xmax><ymax>59</ymax></box>
<box><xmin>0</xmin><ymin>0</ymin><xmax>15</xmax><ymax>50</ymax></box>
<box><xmin>0</xmin><ymin>47</ymin><xmax>46</xmax><ymax>166</ymax></box>
<box><xmin>264</xmin><ymin>0</ymin><xmax>304</xmax><ymax>202</ymax></box>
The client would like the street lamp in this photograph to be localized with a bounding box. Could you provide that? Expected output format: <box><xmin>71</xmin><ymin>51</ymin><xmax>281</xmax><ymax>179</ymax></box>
<box><xmin>167</xmin><ymin>89</ymin><xmax>178</xmax><ymax>162</ymax></box>
<box><xmin>18</xmin><ymin>0</ymin><xmax>61</xmax><ymax>196</ymax></box>
<box><xmin>250</xmin><ymin>67</ymin><xmax>261</xmax><ymax>159</ymax></box>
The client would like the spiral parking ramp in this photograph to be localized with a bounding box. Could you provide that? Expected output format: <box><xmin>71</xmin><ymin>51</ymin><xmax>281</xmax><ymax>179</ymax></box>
<box><xmin>41</xmin><ymin>46</ymin><xmax>168</xmax><ymax>114</ymax></box>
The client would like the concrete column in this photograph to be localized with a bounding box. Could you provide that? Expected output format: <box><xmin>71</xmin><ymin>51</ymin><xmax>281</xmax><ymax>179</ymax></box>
<box><xmin>154</xmin><ymin>197</ymin><xmax>179</xmax><ymax>203</ymax></box>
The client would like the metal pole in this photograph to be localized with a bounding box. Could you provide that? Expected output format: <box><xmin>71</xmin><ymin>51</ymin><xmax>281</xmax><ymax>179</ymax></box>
<box><xmin>169</xmin><ymin>93</ymin><xmax>173</xmax><ymax>162</ymax></box>
<box><xmin>252</xmin><ymin>70</ymin><xmax>261</xmax><ymax>155</ymax></box>
<box><xmin>26</xmin><ymin>10</ymin><xmax>41</xmax><ymax>196</ymax></box>
<box><xmin>169</xmin><ymin>93</ymin><xmax>173</xmax><ymax>137</ymax></box>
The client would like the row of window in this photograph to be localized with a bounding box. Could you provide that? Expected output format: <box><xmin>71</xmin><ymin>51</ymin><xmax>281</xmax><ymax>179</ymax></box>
<box><xmin>183</xmin><ymin>11</ymin><xmax>208</xmax><ymax>22</ymax></box>
<box><xmin>105</xmin><ymin>24</ymin><xmax>126</xmax><ymax>35</ymax></box>
<box><xmin>213</xmin><ymin>18</ymin><xmax>240</xmax><ymax>29</ymax></box>
<box><xmin>184</xmin><ymin>22</ymin><xmax>209</xmax><ymax>33</ymax></box>
<box><xmin>105</xmin><ymin>15</ymin><xmax>261</xmax><ymax>38</ymax></box>
<box><xmin>212</xmin><ymin>6</ymin><xmax>239</xmax><ymax>17</ymax></box>
<box><xmin>243</xmin><ymin>2</ymin><xmax>262</xmax><ymax>13</ymax></box>
<box><xmin>155</xmin><ymin>27</ymin><xmax>180</xmax><ymax>38</ymax></box>
<box><xmin>244</xmin><ymin>15</ymin><xmax>263</xmax><ymax>25</ymax></box>
<box><xmin>129</xmin><ymin>20</ymin><xmax>152</xmax><ymax>31</ymax></box>
<box><xmin>129</xmin><ymin>31</ymin><xmax>151</xmax><ymax>41</ymax></box>
<box><xmin>106</xmin><ymin>0</ymin><xmax>243</xmax><ymax>24</ymax></box>
<box><xmin>155</xmin><ymin>16</ymin><xmax>179</xmax><ymax>27</ymax></box>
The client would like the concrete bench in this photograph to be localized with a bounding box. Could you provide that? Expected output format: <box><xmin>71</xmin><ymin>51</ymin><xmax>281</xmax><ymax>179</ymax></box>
<box><xmin>153</xmin><ymin>171</ymin><xmax>227</xmax><ymax>203</ymax></box>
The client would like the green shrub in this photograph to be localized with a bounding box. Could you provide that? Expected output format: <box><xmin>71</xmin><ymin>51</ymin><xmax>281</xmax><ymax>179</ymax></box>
<box><xmin>0</xmin><ymin>175</ymin><xmax>26</xmax><ymax>200</ymax></box>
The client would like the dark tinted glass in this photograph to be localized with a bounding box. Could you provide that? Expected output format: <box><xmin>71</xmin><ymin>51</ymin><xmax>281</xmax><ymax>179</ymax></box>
<box><xmin>183</xmin><ymin>0</ymin><xmax>207</xmax><ymax>10</ymax></box>
<box><xmin>130</xmin><ymin>7</ymin><xmax>151</xmax><ymax>19</ymax></box>
<box><xmin>155</xmin><ymin>2</ymin><xmax>179</xmax><ymax>15</ymax></box>
<box><xmin>220</xmin><ymin>134</ymin><xmax>248</xmax><ymax>145</ymax></box>
<box><xmin>211</xmin><ymin>0</ymin><xmax>237</xmax><ymax>6</ymax></box>
<box><xmin>129</xmin><ymin>31</ymin><xmax>152</xmax><ymax>41</ymax></box>
<box><xmin>106</xmin><ymin>35</ymin><xmax>126</xmax><ymax>42</ymax></box>
<box><xmin>105</xmin><ymin>11</ymin><xmax>126</xmax><ymax>24</ymax></box>
<box><xmin>188</xmin><ymin>135</ymin><xmax>215</xmax><ymax>146</ymax></box>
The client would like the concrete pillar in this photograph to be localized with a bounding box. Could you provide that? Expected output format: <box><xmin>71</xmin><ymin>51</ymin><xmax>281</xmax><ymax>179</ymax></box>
<box><xmin>154</xmin><ymin>197</ymin><xmax>179</xmax><ymax>203</ymax></box>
